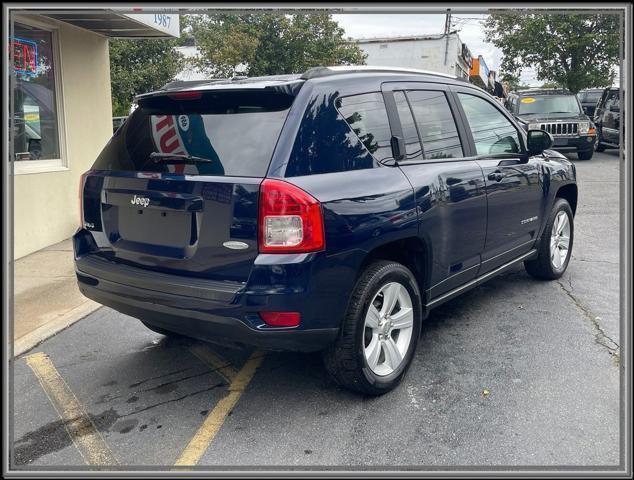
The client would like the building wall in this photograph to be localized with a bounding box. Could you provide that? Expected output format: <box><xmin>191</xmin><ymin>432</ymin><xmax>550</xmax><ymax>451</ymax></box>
<box><xmin>358</xmin><ymin>35</ymin><xmax>465</xmax><ymax>77</ymax></box>
<box><xmin>13</xmin><ymin>20</ymin><xmax>113</xmax><ymax>259</ymax></box>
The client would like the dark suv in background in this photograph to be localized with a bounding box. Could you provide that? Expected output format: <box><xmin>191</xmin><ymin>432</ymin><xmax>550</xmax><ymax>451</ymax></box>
<box><xmin>577</xmin><ymin>88</ymin><xmax>604</xmax><ymax>117</ymax></box>
<box><xmin>593</xmin><ymin>86</ymin><xmax>622</xmax><ymax>152</ymax></box>
<box><xmin>506</xmin><ymin>88</ymin><xmax>596</xmax><ymax>160</ymax></box>
<box><xmin>75</xmin><ymin>66</ymin><xmax>577</xmax><ymax>394</ymax></box>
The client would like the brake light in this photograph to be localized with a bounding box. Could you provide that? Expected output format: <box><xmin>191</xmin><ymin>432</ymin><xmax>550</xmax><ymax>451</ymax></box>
<box><xmin>167</xmin><ymin>90</ymin><xmax>202</xmax><ymax>100</ymax></box>
<box><xmin>259</xmin><ymin>312</ymin><xmax>301</xmax><ymax>327</ymax></box>
<box><xmin>258</xmin><ymin>179</ymin><xmax>325</xmax><ymax>253</ymax></box>
<box><xmin>588</xmin><ymin>127</ymin><xmax>596</xmax><ymax>136</ymax></box>
<box><xmin>78</xmin><ymin>171</ymin><xmax>90</xmax><ymax>227</ymax></box>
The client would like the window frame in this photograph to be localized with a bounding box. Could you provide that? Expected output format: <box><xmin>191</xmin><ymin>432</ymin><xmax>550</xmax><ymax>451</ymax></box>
<box><xmin>11</xmin><ymin>15</ymin><xmax>68</xmax><ymax>175</ymax></box>
<box><xmin>381</xmin><ymin>81</ymin><xmax>472</xmax><ymax>164</ymax></box>
<box><xmin>449</xmin><ymin>85</ymin><xmax>527</xmax><ymax>159</ymax></box>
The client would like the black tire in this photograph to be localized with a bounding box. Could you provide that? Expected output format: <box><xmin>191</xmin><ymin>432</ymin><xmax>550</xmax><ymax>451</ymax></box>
<box><xmin>322</xmin><ymin>260</ymin><xmax>422</xmax><ymax>395</ymax></box>
<box><xmin>524</xmin><ymin>198</ymin><xmax>574</xmax><ymax>280</ymax></box>
<box><xmin>577</xmin><ymin>150</ymin><xmax>593</xmax><ymax>160</ymax></box>
<box><xmin>141</xmin><ymin>321</ymin><xmax>181</xmax><ymax>337</ymax></box>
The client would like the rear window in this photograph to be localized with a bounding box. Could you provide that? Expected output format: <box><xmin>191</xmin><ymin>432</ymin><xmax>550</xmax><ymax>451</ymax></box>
<box><xmin>92</xmin><ymin>91</ymin><xmax>293</xmax><ymax>177</ymax></box>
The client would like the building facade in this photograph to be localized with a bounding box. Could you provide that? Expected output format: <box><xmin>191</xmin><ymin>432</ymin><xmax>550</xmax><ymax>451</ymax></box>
<box><xmin>356</xmin><ymin>33</ymin><xmax>472</xmax><ymax>79</ymax></box>
<box><xmin>11</xmin><ymin>10</ymin><xmax>179</xmax><ymax>259</ymax></box>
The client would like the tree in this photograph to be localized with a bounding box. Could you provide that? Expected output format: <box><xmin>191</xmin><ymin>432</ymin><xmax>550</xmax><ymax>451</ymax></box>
<box><xmin>499</xmin><ymin>71</ymin><xmax>522</xmax><ymax>90</ymax></box>
<box><xmin>185</xmin><ymin>13</ymin><xmax>367</xmax><ymax>77</ymax></box>
<box><xmin>484</xmin><ymin>12</ymin><xmax>620</xmax><ymax>93</ymax></box>
<box><xmin>109</xmin><ymin>39</ymin><xmax>184</xmax><ymax>116</ymax></box>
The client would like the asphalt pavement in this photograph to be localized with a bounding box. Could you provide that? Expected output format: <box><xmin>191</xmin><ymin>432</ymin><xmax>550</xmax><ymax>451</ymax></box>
<box><xmin>11</xmin><ymin>150</ymin><xmax>623</xmax><ymax>470</ymax></box>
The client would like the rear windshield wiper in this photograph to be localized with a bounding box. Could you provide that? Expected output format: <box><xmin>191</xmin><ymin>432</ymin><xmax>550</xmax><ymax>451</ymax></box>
<box><xmin>149</xmin><ymin>152</ymin><xmax>214</xmax><ymax>163</ymax></box>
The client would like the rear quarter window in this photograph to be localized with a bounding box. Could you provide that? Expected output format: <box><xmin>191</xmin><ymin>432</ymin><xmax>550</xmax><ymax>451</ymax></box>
<box><xmin>284</xmin><ymin>91</ymin><xmax>386</xmax><ymax>177</ymax></box>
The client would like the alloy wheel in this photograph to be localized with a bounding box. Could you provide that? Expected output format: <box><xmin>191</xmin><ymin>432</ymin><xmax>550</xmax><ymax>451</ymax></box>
<box><xmin>363</xmin><ymin>282</ymin><xmax>414</xmax><ymax>376</ymax></box>
<box><xmin>550</xmin><ymin>211</ymin><xmax>571</xmax><ymax>270</ymax></box>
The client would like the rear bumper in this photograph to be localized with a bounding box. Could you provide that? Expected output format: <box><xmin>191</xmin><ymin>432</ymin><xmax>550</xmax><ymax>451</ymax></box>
<box><xmin>73</xmin><ymin>231</ymin><xmax>355</xmax><ymax>352</ymax></box>
<box><xmin>77</xmin><ymin>279</ymin><xmax>338</xmax><ymax>351</ymax></box>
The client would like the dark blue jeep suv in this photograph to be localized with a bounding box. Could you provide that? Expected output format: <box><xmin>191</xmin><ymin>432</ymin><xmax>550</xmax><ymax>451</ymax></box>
<box><xmin>75</xmin><ymin>66</ymin><xmax>577</xmax><ymax>394</ymax></box>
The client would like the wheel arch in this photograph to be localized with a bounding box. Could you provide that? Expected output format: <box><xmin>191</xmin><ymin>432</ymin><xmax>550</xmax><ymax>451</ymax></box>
<box><xmin>356</xmin><ymin>236</ymin><xmax>430</xmax><ymax>313</ymax></box>
<box><xmin>555</xmin><ymin>183</ymin><xmax>578</xmax><ymax>216</ymax></box>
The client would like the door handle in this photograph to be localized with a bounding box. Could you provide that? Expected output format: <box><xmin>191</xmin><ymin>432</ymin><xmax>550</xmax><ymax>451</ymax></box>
<box><xmin>488</xmin><ymin>171</ymin><xmax>504</xmax><ymax>182</ymax></box>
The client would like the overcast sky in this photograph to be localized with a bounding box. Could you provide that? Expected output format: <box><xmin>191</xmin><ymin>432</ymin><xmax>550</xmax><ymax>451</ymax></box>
<box><xmin>332</xmin><ymin>14</ymin><xmax>540</xmax><ymax>85</ymax></box>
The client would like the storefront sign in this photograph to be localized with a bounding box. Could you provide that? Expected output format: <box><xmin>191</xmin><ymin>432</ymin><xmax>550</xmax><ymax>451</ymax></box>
<box><xmin>11</xmin><ymin>37</ymin><xmax>38</xmax><ymax>77</ymax></box>
<box><xmin>123</xmin><ymin>12</ymin><xmax>180</xmax><ymax>38</ymax></box>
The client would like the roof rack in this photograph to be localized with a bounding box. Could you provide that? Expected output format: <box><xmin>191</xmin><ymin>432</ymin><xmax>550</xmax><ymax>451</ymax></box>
<box><xmin>301</xmin><ymin>65</ymin><xmax>458</xmax><ymax>80</ymax></box>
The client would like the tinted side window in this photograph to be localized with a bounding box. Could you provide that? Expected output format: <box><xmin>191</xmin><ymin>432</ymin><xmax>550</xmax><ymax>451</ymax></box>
<box><xmin>457</xmin><ymin>93</ymin><xmax>521</xmax><ymax>155</ymax></box>
<box><xmin>393</xmin><ymin>91</ymin><xmax>423</xmax><ymax>162</ymax></box>
<box><xmin>336</xmin><ymin>93</ymin><xmax>394</xmax><ymax>163</ymax></box>
<box><xmin>284</xmin><ymin>91</ymin><xmax>376</xmax><ymax>177</ymax></box>
<box><xmin>407</xmin><ymin>90</ymin><xmax>464</xmax><ymax>159</ymax></box>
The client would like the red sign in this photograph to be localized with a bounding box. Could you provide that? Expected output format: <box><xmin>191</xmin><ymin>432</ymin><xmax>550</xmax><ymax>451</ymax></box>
<box><xmin>12</xmin><ymin>37</ymin><xmax>38</xmax><ymax>76</ymax></box>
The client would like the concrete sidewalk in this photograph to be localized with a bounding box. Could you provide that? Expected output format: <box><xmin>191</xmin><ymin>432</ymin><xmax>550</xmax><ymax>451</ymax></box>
<box><xmin>13</xmin><ymin>238</ymin><xmax>100</xmax><ymax>356</ymax></box>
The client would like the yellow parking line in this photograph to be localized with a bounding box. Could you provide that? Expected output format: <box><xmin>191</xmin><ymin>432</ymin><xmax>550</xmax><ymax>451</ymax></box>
<box><xmin>188</xmin><ymin>343</ymin><xmax>238</xmax><ymax>383</ymax></box>
<box><xmin>25</xmin><ymin>352</ymin><xmax>119</xmax><ymax>466</ymax></box>
<box><xmin>174</xmin><ymin>350</ymin><xmax>265</xmax><ymax>467</ymax></box>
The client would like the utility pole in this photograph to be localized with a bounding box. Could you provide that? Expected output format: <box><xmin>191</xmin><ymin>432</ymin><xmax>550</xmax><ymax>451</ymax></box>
<box><xmin>443</xmin><ymin>10</ymin><xmax>452</xmax><ymax>67</ymax></box>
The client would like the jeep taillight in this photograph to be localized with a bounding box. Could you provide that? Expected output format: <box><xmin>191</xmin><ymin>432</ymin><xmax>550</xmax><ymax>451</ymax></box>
<box><xmin>258</xmin><ymin>179</ymin><xmax>325</xmax><ymax>253</ymax></box>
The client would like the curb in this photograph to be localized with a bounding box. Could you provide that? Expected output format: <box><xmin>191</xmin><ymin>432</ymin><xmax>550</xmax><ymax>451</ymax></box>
<box><xmin>14</xmin><ymin>300</ymin><xmax>101</xmax><ymax>357</ymax></box>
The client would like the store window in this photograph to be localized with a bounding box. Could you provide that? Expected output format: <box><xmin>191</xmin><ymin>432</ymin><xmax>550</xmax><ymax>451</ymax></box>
<box><xmin>12</xmin><ymin>22</ymin><xmax>62</xmax><ymax>163</ymax></box>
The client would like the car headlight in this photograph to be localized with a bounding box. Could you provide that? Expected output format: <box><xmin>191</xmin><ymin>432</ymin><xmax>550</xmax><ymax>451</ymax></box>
<box><xmin>528</xmin><ymin>123</ymin><xmax>541</xmax><ymax>130</ymax></box>
<box><xmin>578</xmin><ymin>121</ymin><xmax>590</xmax><ymax>134</ymax></box>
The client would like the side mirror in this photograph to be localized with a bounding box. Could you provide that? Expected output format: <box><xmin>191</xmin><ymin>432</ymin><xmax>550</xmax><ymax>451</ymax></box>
<box><xmin>526</xmin><ymin>129</ymin><xmax>554</xmax><ymax>156</ymax></box>
<box><xmin>390</xmin><ymin>135</ymin><xmax>406</xmax><ymax>162</ymax></box>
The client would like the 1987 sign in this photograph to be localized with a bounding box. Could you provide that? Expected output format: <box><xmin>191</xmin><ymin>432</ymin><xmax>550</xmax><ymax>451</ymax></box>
<box><xmin>154</xmin><ymin>14</ymin><xmax>171</xmax><ymax>29</ymax></box>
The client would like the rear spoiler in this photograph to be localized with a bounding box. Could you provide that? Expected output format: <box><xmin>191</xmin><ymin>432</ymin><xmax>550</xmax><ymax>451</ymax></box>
<box><xmin>135</xmin><ymin>78</ymin><xmax>305</xmax><ymax>104</ymax></box>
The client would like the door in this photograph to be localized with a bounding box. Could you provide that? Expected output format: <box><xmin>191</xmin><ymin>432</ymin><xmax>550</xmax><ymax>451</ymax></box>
<box><xmin>602</xmin><ymin>89</ymin><xmax>620</xmax><ymax>145</ymax></box>
<box><xmin>382</xmin><ymin>83</ymin><xmax>487</xmax><ymax>300</ymax></box>
<box><xmin>452</xmin><ymin>88</ymin><xmax>545</xmax><ymax>274</ymax></box>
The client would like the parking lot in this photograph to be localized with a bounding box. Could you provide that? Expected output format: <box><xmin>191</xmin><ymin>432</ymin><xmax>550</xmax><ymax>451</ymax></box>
<box><xmin>11</xmin><ymin>150</ymin><xmax>622</xmax><ymax>469</ymax></box>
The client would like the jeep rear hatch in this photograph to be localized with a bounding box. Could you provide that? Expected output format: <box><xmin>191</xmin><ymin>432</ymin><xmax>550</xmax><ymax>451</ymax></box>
<box><xmin>80</xmin><ymin>88</ymin><xmax>297</xmax><ymax>282</ymax></box>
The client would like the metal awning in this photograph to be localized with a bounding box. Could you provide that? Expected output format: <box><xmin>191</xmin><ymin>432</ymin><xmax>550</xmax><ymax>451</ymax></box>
<box><xmin>30</xmin><ymin>9</ymin><xmax>179</xmax><ymax>38</ymax></box>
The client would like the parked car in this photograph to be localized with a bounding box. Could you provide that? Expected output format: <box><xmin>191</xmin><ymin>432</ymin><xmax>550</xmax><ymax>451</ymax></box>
<box><xmin>577</xmin><ymin>88</ymin><xmax>604</xmax><ymax>117</ymax></box>
<box><xmin>506</xmin><ymin>88</ymin><xmax>596</xmax><ymax>160</ymax></box>
<box><xmin>75</xmin><ymin>66</ymin><xmax>577</xmax><ymax>395</ymax></box>
<box><xmin>593</xmin><ymin>86</ymin><xmax>622</xmax><ymax>152</ymax></box>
